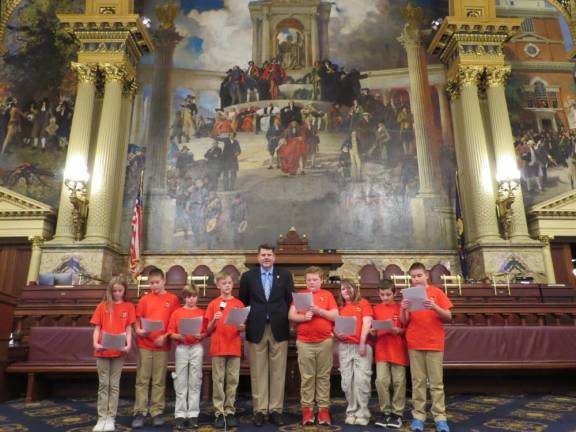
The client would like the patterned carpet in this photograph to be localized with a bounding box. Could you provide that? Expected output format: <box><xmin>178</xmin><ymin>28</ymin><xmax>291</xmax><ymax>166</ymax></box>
<box><xmin>1</xmin><ymin>393</ymin><xmax>576</xmax><ymax>432</ymax></box>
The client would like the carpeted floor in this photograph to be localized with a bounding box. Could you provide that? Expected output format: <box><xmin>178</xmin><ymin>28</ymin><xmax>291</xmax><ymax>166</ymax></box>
<box><xmin>1</xmin><ymin>393</ymin><xmax>575</xmax><ymax>432</ymax></box>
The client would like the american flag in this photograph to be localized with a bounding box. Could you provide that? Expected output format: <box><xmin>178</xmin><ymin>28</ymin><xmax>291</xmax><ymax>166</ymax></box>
<box><xmin>130</xmin><ymin>170</ymin><xmax>144</xmax><ymax>279</ymax></box>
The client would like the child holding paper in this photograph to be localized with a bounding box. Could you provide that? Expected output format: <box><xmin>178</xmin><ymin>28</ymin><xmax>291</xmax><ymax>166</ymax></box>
<box><xmin>401</xmin><ymin>263</ymin><xmax>453</xmax><ymax>432</ymax></box>
<box><xmin>132</xmin><ymin>268</ymin><xmax>180</xmax><ymax>429</ymax></box>
<box><xmin>334</xmin><ymin>279</ymin><xmax>373</xmax><ymax>426</ymax></box>
<box><xmin>288</xmin><ymin>266</ymin><xmax>338</xmax><ymax>426</ymax></box>
<box><xmin>205</xmin><ymin>271</ymin><xmax>246</xmax><ymax>428</ymax></box>
<box><xmin>90</xmin><ymin>275</ymin><xmax>135</xmax><ymax>432</ymax></box>
<box><xmin>372</xmin><ymin>279</ymin><xmax>408</xmax><ymax>429</ymax></box>
<box><xmin>167</xmin><ymin>285</ymin><xmax>207</xmax><ymax>430</ymax></box>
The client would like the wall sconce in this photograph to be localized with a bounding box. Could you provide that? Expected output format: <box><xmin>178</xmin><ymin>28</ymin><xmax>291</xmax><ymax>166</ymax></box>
<box><xmin>64</xmin><ymin>158</ymin><xmax>90</xmax><ymax>241</ymax></box>
<box><xmin>495</xmin><ymin>167</ymin><xmax>521</xmax><ymax>240</ymax></box>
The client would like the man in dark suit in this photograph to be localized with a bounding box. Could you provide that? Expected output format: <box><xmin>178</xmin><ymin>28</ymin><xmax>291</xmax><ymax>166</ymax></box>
<box><xmin>239</xmin><ymin>244</ymin><xmax>294</xmax><ymax>427</ymax></box>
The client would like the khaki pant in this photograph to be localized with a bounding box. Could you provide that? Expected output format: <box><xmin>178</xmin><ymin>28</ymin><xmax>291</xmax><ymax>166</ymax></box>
<box><xmin>338</xmin><ymin>343</ymin><xmax>372</xmax><ymax>421</ymax></box>
<box><xmin>134</xmin><ymin>348</ymin><xmax>169</xmax><ymax>417</ymax></box>
<box><xmin>173</xmin><ymin>344</ymin><xmax>203</xmax><ymax>419</ymax></box>
<box><xmin>409</xmin><ymin>350</ymin><xmax>446</xmax><ymax>422</ymax></box>
<box><xmin>212</xmin><ymin>356</ymin><xmax>240</xmax><ymax>416</ymax></box>
<box><xmin>375</xmin><ymin>361</ymin><xmax>406</xmax><ymax>416</ymax></box>
<box><xmin>296</xmin><ymin>338</ymin><xmax>333</xmax><ymax>408</ymax></box>
<box><xmin>96</xmin><ymin>357</ymin><xmax>124</xmax><ymax>419</ymax></box>
<box><xmin>248</xmin><ymin>324</ymin><xmax>288</xmax><ymax>414</ymax></box>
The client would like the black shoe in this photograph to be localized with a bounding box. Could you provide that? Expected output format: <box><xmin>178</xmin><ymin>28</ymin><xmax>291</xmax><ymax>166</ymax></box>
<box><xmin>226</xmin><ymin>414</ymin><xmax>237</xmax><ymax>427</ymax></box>
<box><xmin>214</xmin><ymin>415</ymin><xmax>225</xmax><ymax>428</ymax></box>
<box><xmin>188</xmin><ymin>417</ymin><xmax>199</xmax><ymax>428</ymax></box>
<box><xmin>374</xmin><ymin>414</ymin><xmax>390</xmax><ymax>428</ymax></box>
<box><xmin>152</xmin><ymin>415</ymin><xmax>165</xmax><ymax>427</ymax></box>
<box><xmin>253</xmin><ymin>412</ymin><xmax>266</xmax><ymax>427</ymax></box>
<box><xmin>131</xmin><ymin>414</ymin><xmax>146</xmax><ymax>429</ymax></box>
<box><xmin>387</xmin><ymin>414</ymin><xmax>403</xmax><ymax>429</ymax></box>
<box><xmin>269</xmin><ymin>411</ymin><xmax>285</xmax><ymax>426</ymax></box>
<box><xmin>174</xmin><ymin>417</ymin><xmax>186</xmax><ymax>431</ymax></box>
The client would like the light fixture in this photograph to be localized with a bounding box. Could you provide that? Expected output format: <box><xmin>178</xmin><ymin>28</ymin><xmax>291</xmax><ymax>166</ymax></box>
<box><xmin>495</xmin><ymin>166</ymin><xmax>521</xmax><ymax>240</ymax></box>
<box><xmin>431</xmin><ymin>17</ymin><xmax>443</xmax><ymax>30</ymax></box>
<box><xmin>141</xmin><ymin>16</ymin><xmax>152</xmax><ymax>28</ymax></box>
<box><xmin>63</xmin><ymin>156</ymin><xmax>90</xmax><ymax>241</ymax></box>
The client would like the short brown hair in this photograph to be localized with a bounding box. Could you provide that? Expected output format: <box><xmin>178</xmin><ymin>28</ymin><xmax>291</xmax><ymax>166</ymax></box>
<box><xmin>182</xmin><ymin>284</ymin><xmax>198</xmax><ymax>299</ymax></box>
<box><xmin>148</xmin><ymin>267</ymin><xmax>165</xmax><ymax>279</ymax></box>
<box><xmin>215</xmin><ymin>271</ymin><xmax>233</xmax><ymax>283</ymax></box>
<box><xmin>378</xmin><ymin>278</ymin><xmax>396</xmax><ymax>293</ymax></box>
<box><xmin>408</xmin><ymin>262</ymin><xmax>427</xmax><ymax>273</ymax></box>
<box><xmin>339</xmin><ymin>279</ymin><xmax>361</xmax><ymax>305</ymax></box>
<box><xmin>258</xmin><ymin>244</ymin><xmax>275</xmax><ymax>253</ymax></box>
<box><xmin>305</xmin><ymin>266</ymin><xmax>323</xmax><ymax>278</ymax></box>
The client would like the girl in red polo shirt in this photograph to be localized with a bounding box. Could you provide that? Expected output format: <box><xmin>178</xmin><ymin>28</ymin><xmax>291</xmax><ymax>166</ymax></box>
<box><xmin>334</xmin><ymin>279</ymin><xmax>373</xmax><ymax>426</ymax></box>
<box><xmin>90</xmin><ymin>275</ymin><xmax>135</xmax><ymax>432</ymax></box>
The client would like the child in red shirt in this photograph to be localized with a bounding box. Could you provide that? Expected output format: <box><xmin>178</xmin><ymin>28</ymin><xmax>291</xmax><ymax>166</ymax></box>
<box><xmin>90</xmin><ymin>275</ymin><xmax>135</xmax><ymax>432</ymax></box>
<box><xmin>132</xmin><ymin>268</ymin><xmax>179</xmax><ymax>429</ymax></box>
<box><xmin>334</xmin><ymin>279</ymin><xmax>373</xmax><ymax>426</ymax></box>
<box><xmin>401</xmin><ymin>263</ymin><xmax>453</xmax><ymax>432</ymax></box>
<box><xmin>205</xmin><ymin>271</ymin><xmax>246</xmax><ymax>428</ymax></box>
<box><xmin>168</xmin><ymin>285</ymin><xmax>207</xmax><ymax>430</ymax></box>
<box><xmin>373</xmin><ymin>279</ymin><xmax>408</xmax><ymax>429</ymax></box>
<box><xmin>288</xmin><ymin>266</ymin><xmax>338</xmax><ymax>426</ymax></box>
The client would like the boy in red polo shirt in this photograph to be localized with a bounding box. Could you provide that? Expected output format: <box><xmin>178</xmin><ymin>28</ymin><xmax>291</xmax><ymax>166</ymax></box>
<box><xmin>401</xmin><ymin>263</ymin><xmax>453</xmax><ymax>432</ymax></box>
<box><xmin>132</xmin><ymin>268</ymin><xmax>180</xmax><ymax>429</ymax></box>
<box><xmin>205</xmin><ymin>271</ymin><xmax>245</xmax><ymax>428</ymax></box>
<box><xmin>373</xmin><ymin>279</ymin><xmax>408</xmax><ymax>429</ymax></box>
<box><xmin>288</xmin><ymin>266</ymin><xmax>338</xmax><ymax>426</ymax></box>
<box><xmin>168</xmin><ymin>285</ymin><xmax>207</xmax><ymax>430</ymax></box>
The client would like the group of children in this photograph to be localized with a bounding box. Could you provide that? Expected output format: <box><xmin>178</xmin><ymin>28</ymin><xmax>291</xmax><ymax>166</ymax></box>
<box><xmin>90</xmin><ymin>263</ymin><xmax>453</xmax><ymax>432</ymax></box>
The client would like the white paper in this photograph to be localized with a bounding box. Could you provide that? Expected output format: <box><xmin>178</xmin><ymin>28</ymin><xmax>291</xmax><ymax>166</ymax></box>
<box><xmin>141</xmin><ymin>318</ymin><xmax>165</xmax><ymax>332</ymax></box>
<box><xmin>224</xmin><ymin>306</ymin><xmax>251</xmax><ymax>326</ymax></box>
<box><xmin>179</xmin><ymin>317</ymin><xmax>203</xmax><ymax>336</ymax></box>
<box><xmin>372</xmin><ymin>319</ymin><xmax>394</xmax><ymax>331</ymax></box>
<box><xmin>293</xmin><ymin>292</ymin><xmax>314</xmax><ymax>312</ymax></box>
<box><xmin>102</xmin><ymin>332</ymin><xmax>126</xmax><ymax>350</ymax></box>
<box><xmin>335</xmin><ymin>316</ymin><xmax>357</xmax><ymax>336</ymax></box>
<box><xmin>401</xmin><ymin>286</ymin><xmax>428</xmax><ymax>312</ymax></box>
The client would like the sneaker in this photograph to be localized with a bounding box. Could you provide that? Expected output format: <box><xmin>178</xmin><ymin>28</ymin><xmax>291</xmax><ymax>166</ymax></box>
<box><xmin>411</xmin><ymin>418</ymin><xmax>425</xmax><ymax>432</ymax></box>
<box><xmin>174</xmin><ymin>417</ymin><xmax>186</xmax><ymax>431</ymax></box>
<box><xmin>435</xmin><ymin>420</ymin><xmax>451</xmax><ymax>432</ymax></box>
<box><xmin>355</xmin><ymin>417</ymin><xmax>370</xmax><ymax>426</ymax></box>
<box><xmin>345</xmin><ymin>415</ymin><xmax>356</xmax><ymax>424</ymax></box>
<box><xmin>253</xmin><ymin>411</ymin><xmax>266</xmax><ymax>427</ymax></box>
<box><xmin>375</xmin><ymin>414</ymin><xmax>390</xmax><ymax>427</ymax></box>
<box><xmin>317</xmin><ymin>407</ymin><xmax>331</xmax><ymax>425</ymax></box>
<box><xmin>269</xmin><ymin>411</ymin><xmax>285</xmax><ymax>426</ymax></box>
<box><xmin>302</xmin><ymin>406</ymin><xmax>314</xmax><ymax>425</ymax></box>
<box><xmin>152</xmin><ymin>416</ymin><xmax>165</xmax><ymax>427</ymax></box>
<box><xmin>226</xmin><ymin>414</ymin><xmax>237</xmax><ymax>427</ymax></box>
<box><xmin>131</xmin><ymin>415</ymin><xmax>146</xmax><ymax>429</ymax></box>
<box><xmin>188</xmin><ymin>417</ymin><xmax>199</xmax><ymax>428</ymax></box>
<box><xmin>102</xmin><ymin>417</ymin><xmax>115</xmax><ymax>432</ymax></box>
<box><xmin>92</xmin><ymin>418</ymin><xmax>106</xmax><ymax>432</ymax></box>
<box><xmin>214</xmin><ymin>415</ymin><xmax>225</xmax><ymax>429</ymax></box>
<box><xmin>387</xmin><ymin>414</ymin><xmax>403</xmax><ymax>429</ymax></box>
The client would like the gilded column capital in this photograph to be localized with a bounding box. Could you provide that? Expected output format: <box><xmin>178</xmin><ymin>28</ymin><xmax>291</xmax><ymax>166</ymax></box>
<box><xmin>538</xmin><ymin>235</ymin><xmax>553</xmax><ymax>246</ymax></box>
<box><xmin>99</xmin><ymin>63</ymin><xmax>131</xmax><ymax>84</ymax></box>
<box><xmin>28</xmin><ymin>235</ymin><xmax>45</xmax><ymax>249</ymax></box>
<box><xmin>71</xmin><ymin>62</ymin><xmax>98</xmax><ymax>84</ymax></box>
<box><xmin>446</xmin><ymin>80</ymin><xmax>461</xmax><ymax>101</ymax></box>
<box><xmin>457</xmin><ymin>65</ymin><xmax>484</xmax><ymax>88</ymax></box>
<box><xmin>485</xmin><ymin>65</ymin><xmax>512</xmax><ymax>88</ymax></box>
<box><xmin>398</xmin><ymin>24</ymin><xmax>421</xmax><ymax>48</ymax></box>
<box><xmin>478</xmin><ymin>79</ymin><xmax>488</xmax><ymax>100</ymax></box>
<box><xmin>123</xmin><ymin>79</ymin><xmax>139</xmax><ymax>98</ymax></box>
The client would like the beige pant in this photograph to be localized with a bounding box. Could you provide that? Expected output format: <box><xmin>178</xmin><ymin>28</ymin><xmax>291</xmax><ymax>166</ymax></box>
<box><xmin>96</xmin><ymin>357</ymin><xmax>124</xmax><ymax>419</ymax></box>
<box><xmin>134</xmin><ymin>348</ymin><xmax>169</xmax><ymax>417</ymax></box>
<box><xmin>409</xmin><ymin>350</ymin><xmax>446</xmax><ymax>422</ymax></box>
<box><xmin>173</xmin><ymin>344</ymin><xmax>203</xmax><ymax>419</ymax></box>
<box><xmin>248</xmin><ymin>324</ymin><xmax>288</xmax><ymax>414</ymax></box>
<box><xmin>338</xmin><ymin>343</ymin><xmax>372</xmax><ymax>421</ymax></box>
<box><xmin>375</xmin><ymin>361</ymin><xmax>406</xmax><ymax>416</ymax></box>
<box><xmin>296</xmin><ymin>338</ymin><xmax>333</xmax><ymax>408</ymax></box>
<box><xmin>212</xmin><ymin>356</ymin><xmax>240</xmax><ymax>416</ymax></box>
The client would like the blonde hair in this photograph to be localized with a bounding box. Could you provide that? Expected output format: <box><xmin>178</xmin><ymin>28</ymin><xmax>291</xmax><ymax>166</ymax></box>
<box><xmin>339</xmin><ymin>279</ymin><xmax>361</xmax><ymax>306</ymax></box>
<box><xmin>104</xmin><ymin>275</ymin><xmax>128</xmax><ymax>311</ymax></box>
<box><xmin>215</xmin><ymin>271</ymin><xmax>233</xmax><ymax>283</ymax></box>
<box><xmin>305</xmin><ymin>266</ymin><xmax>324</xmax><ymax>279</ymax></box>
<box><xmin>182</xmin><ymin>284</ymin><xmax>198</xmax><ymax>299</ymax></box>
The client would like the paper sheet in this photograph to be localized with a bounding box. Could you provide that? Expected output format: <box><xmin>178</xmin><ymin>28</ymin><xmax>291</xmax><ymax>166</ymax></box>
<box><xmin>224</xmin><ymin>306</ymin><xmax>251</xmax><ymax>326</ymax></box>
<box><xmin>401</xmin><ymin>286</ymin><xmax>428</xmax><ymax>312</ymax></box>
<box><xmin>179</xmin><ymin>317</ymin><xmax>203</xmax><ymax>336</ymax></box>
<box><xmin>102</xmin><ymin>332</ymin><xmax>126</xmax><ymax>350</ymax></box>
<box><xmin>372</xmin><ymin>319</ymin><xmax>394</xmax><ymax>330</ymax></box>
<box><xmin>293</xmin><ymin>292</ymin><xmax>314</xmax><ymax>312</ymax></box>
<box><xmin>335</xmin><ymin>316</ymin><xmax>357</xmax><ymax>336</ymax></box>
<box><xmin>141</xmin><ymin>318</ymin><xmax>165</xmax><ymax>332</ymax></box>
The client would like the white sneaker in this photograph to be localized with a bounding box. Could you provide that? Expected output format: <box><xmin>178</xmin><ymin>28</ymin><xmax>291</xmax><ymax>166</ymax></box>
<box><xmin>345</xmin><ymin>415</ymin><xmax>356</xmax><ymax>424</ymax></box>
<box><xmin>92</xmin><ymin>418</ymin><xmax>105</xmax><ymax>432</ymax></box>
<box><xmin>103</xmin><ymin>417</ymin><xmax>115</xmax><ymax>432</ymax></box>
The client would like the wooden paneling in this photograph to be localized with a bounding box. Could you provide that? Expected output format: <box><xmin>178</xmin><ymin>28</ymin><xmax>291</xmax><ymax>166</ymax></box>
<box><xmin>551</xmin><ymin>242</ymin><xmax>576</xmax><ymax>287</ymax></box>
<box><xmin>0</xmin><ymin>243</ymin><xmax>31</xmax><ymax>298</ymax></box>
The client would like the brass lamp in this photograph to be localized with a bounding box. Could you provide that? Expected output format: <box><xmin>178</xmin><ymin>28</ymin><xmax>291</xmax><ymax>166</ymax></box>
<box><xmin>495</xmin><ymin>167</ymin><xmax>521</xmax><ymax>240</ymax></box>
<box><xmin>63</xmin><ymin>157</ymin><xmax>90</xmax><ymax>241</ymax></box>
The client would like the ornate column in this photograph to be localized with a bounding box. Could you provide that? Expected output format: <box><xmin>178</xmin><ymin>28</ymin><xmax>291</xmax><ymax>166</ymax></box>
<box><xmin>398</xmin><ymin>21</ymin><xmax>440</xmax><ymax>196</ymax></box>
<box><xmin>435</xmin><ymin>84</ymin><xmax>453</xmax><ymax>148</ymax></box>
<box><xmin>27</xmin><ymin>236</ymin><xmax>44</xmax><ymax>284</ymax></box>
<box><xmin>456</xmin><ymin>66</ymin><xmax>500</xmax><ymax>242</ymax></box>
<box><xmin>83</xmin><ymin>64</ymin><xmax>128</xmax><ymax>244</ymax></box>
<box><xmin>262</xmin><ymin>13</ymin><xmax>271</xmax><ymax>63</ymax></box>
<box><xmin>486</xmin><ymin>66</ymin><xmax>532</xmax><ymax>241</ymax></box>
<box><xmin>311</xmin><ymin>14</ymin><xmax>319</xmax><ymax>64</ymax></box>
<box><xmin>252</xmin><ymin>16</ymin><xmax>259</xmax><ymax>63</ymax></box>
<box><xmin>319</xmin><ymin>7</ymin><xmax>331</xmax><ymax>60</ymax></box>
<box><xmin>51</xmin><ymin>63</ymin><xmax>98</xmax><ymax>243</ymax></box>
<box><xmin>538</xmin><ymin>236</ymin><xmax>557</xmax><ymax>284</ymax></box>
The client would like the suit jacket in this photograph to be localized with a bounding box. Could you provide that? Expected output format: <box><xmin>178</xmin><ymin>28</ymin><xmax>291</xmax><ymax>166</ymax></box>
<box><xmin>239</xmin><ymin>266</ymin><xmax>294</xmax><ymax>343</ymax></box>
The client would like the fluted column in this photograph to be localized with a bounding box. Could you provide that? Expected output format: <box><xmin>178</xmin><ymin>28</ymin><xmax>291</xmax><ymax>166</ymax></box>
<box><xmin>251</xmin><ymin>16</ymin><xmax>259</xmax><ymax>63</ymax></box>
<box><xmin>486</xmin><ymin>66</ymin><xmax>532</xmax><ymax>241</ymax></box>
<box><xmin>130</xmin><ymin>89</ymin><xmax>144</xmax><ymax>144</ymax></box>
<box><xmin>27</xmin><ymin>236</ymin><xmax>44</xmax><ymax>284</ymax></box>
<box><xmin>262</xmin><ymin>13</ymin><xmax>271</xmax><ymax>63</ymax></box>
<box><xmin>457</xmin><ymin>66</ymin><xmax>500</xmax><ymax>242</ymax></box>
<box><xmin>52</xmin><ymin>63</ymin><xmax>98</xmax><ymax>243</ymax></box>
<box><xmin>311</xmin><ymin>14</ymin><xmax>319</xmax><ymax>64</ymax></box>
<box><xmin>398</xmin><ymin>24</ymin><xmax>440</xmax><ymax>196</ymax></box>
<box><xmin>84</xmin><ymin>64</ymin><xmax>128</xmax><ymax>244</ymax></box>
<box><xmin>319</xmin><ymin>13</ymin><xmax>330</xmax><ymax>60</ymax></box>
<box><xmin>435</xmin><ymin>84</ymin><xmax>453</xmax><ymax>148</ymax></box>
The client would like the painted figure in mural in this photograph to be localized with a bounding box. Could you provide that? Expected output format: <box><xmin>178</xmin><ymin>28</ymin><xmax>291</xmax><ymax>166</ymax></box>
<box><xmin>373</xmin><ymin>121</ymin><xmax>391</xmax><ymax>162</ymax></box>
<box><xmin>278</xmin><ymin>120</ymin><xmax>308</xmax><ymax>175</ymax></box>
<box><xmin>346</xmin><ymin>130</ymin><xmax>363</xmax><ymax>182</ymax></box>
<box><xmin>310</xmin><ymin>61</ymin><xmax>322</xmax><ymax>101</ymax></box>
<box><xmin>319</xmin><ymin>60</ymin><xmax>340</xmax><ymax>102</ymax></box>
<box><xmin>303</xmin><ymin>114</ymin><xmax>319</xmax><ymax>169</ymax></box>
<box><xmin>278</xmin><ymin>33</ymin><xmax>304</xmax><ymax>70</ymax></box>
<box><xmin>245</xmin><ymin>61</ymin><xmax>261</xmax><ymax>102</ymax></box>
<box><xmin>204</xmin><ymin>140</ymin><xmax>223</xmax><ymax>191</ymax></box>
<box><xmin>518</xmin><ymin>139</ymin><xmax>543</xmax><ymax>193</ymax></box>
<box><xmin>220</xmin><ymin>70</ymin><xmax>233</xmax><ymax>109</ymax></box>
<box><xmin>397</xmin><ymin>105</ymin><xmax>413</xmax><ymax>155</ymax></box>
<box><xmin>230</xmin><ymin>194</ymin><xmax>247</xmax><ymax>248</ymax></box>
<box><xmin>211</xmin><ymin>111</ymin><xmax>232</xmax><ymax>138</ymax></box>
<box><xmin>55</xmin><ymin>99</ymin><xmax>73</xmax><ymax>149</ymax></box>
<box><xmin>349</xmin><ymin>99</ymin><xmax>364</xmax><ymax>131</ymax></box>
<box><xmin>280</xmin><ymin>100</ymin><xmax>302</xmax><ymax>128</ymax></box>
<box><xmin>187</xmin><ymin>178</ymin><xmax>208</xmax><ymax>245</ymax></box>
<box><xmin>256</xmin><ymin>102</ymin><xmax>280</xmax><ymax>134</ymax></box>
<box><xmin>182</xmin><ymin>95</ymin><xmax>198</xmax><ymax>140</ymax></box>
<box><xmin>266</xmin><ymin>116</ymin><xmax>283</xmax><ymax>169</ymax></box>
<box><xmin>170</xmin><ymin>110</ymin><xmax>185</xmax><ymax>144</ymax></box>
<box><xmin>229</xmin><ymin>66</ymin><xmax>246</xmax><ymax>106</ymax></box>
<box><xmin>217</xmin><ymin>132</ymin><xmax>242</xmax><ymax>191</ymax></box>
<box><xmin>32</xmin><ymin>98</ymin><xmax>51</xmax><ymax>151</ymax></box>
<box><xmin>1</xmin><ymin>98</ymin><xmax>26</xmax><ymax>155</ymax></box>
<box><xmin>204</xmin><ymin>190</ymin><xmax>222</xmax><ymax>248</ymax></box>
<box><xmin>262</xmin><ymin>60</ymin><xmax>287</xmax><ymax>99</ymax></box>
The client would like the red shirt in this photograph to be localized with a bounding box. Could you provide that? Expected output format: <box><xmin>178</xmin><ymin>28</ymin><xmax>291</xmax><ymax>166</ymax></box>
<box><xmin>136</xmin><ymin>291</ymin><xmax>180</xmax><ymax>351</ymax></box>
<box><xmin>205</xmin><ymin>296</ymin><xmax>245</xmax><ymax>357</ymax></box>
<box><xmin>338</xmin><ymin>298</ymin><xmax>373</xmax><ymax>345</ymax></box>
<box><xmin>90</xmin><ymin>301</ymin><xmax>136</xmax><ymax>358</ymax></box>
<box><xmin>373</xmin><ymin>302</ymin><xmax>408</xmax><ymax>366</ymax></box>
<box><xmin>167</xmin><ymin>306</ymin><xmax>206</xmax><ymax>346</ymax></box>
<box><xmin>405</xmin><ymin>285</ymin><xmax>453</xmax><ymax>351</ymax></box>
<box><xmin>294</xmin><ymin>289</ymin><xmax>338</xmax><ymax>343</ymax></box>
